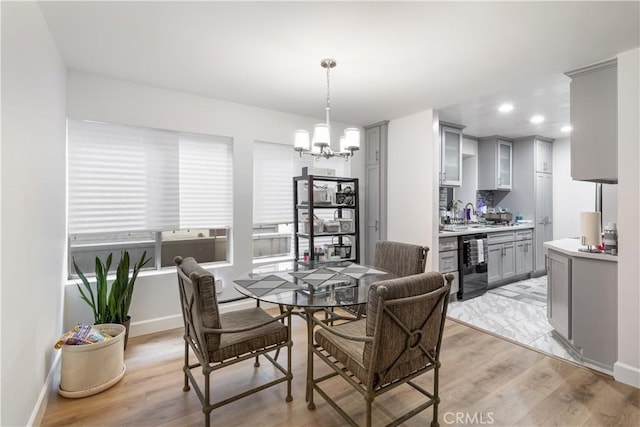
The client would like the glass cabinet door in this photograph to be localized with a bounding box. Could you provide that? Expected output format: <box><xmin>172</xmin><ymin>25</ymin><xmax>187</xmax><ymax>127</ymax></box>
<box><xmin>498</xmin><ymin>140</ymin><xmax>512</xmax><ymax>189</ymax></box>
<box><xmin>441</xmin><ymin>126</ymin><xmax>462</xmax><ymax>187</ymax></box>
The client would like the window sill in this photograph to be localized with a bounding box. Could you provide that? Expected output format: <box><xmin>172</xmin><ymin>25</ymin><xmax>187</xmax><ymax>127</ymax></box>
<box><xmin>65</xmin><ymin>260</ymin><xmax>233</xmax><ymax>286</ymax></box>
<box><xmin>252</xmin><ymin>255</ymin><xmax>295</xmax><ymax>266</ymax></box>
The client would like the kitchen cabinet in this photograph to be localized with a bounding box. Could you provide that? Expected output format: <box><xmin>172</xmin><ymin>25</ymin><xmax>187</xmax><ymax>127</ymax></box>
<box><xmin>545</xmin><ymin>239</ymin><xmax>618</xmax><ymax>373</ymax></box>
<box><xmin>439</xmin><ymin>122</ymin><xmax>464</xmax><ymax>187</ymax></box>
<box><xmin>502</xmin><ymin>136</ymin><xmax>554</xmax><ymax>274</ymax></box>
<box><xmin>293</xmin><ymin>173</ymin><xmax>360</xmax><ymax>264</ymax></box>
<box><xmin>566</xmin><ymin>59</ymin><xmax>617</xmax><ymax>183</ymax></box>
<box><xmin>478</xmin><ymin>136</ymin><xmax>512</xmax><ymax>191</ymax></box>
<box><xmin>535</xmin><ymin>172</ymin><xmax>553</xmax><ymax>272</ymax></box>
<box><xmin>535</xmin><ymin>138</ymin><xmax>553</xmax><ymax>173</ymax></box>
<box><xmin>547</xmin><ymin>249</ymin><xmax>572</xmax><ymax>341</ymax></box>
<box><xmin>364</xmin><ymin>121</ymin><xmax>388</xmax><ymax>265</ymax></box>
<box><xmin>515</xmin><ymin>230</ymin><xmax>533</xmax><ymax>276</ymax></box>
<box><xmin>438</xmin><ymin>236</ymin><xmax>459</xmax><ymax>296</ymax></box>
<box><xmin>487</xmin><ymin>232</ymin><xmax>515</xmax><ymax>284</ymax></box>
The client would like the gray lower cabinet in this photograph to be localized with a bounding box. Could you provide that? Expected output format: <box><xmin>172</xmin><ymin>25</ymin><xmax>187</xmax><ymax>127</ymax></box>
<box><xmin>515</xmin><ymin>230</ymin><xmax>534</xmax><ymax>276</ymax></box>
<box><xmin>515</xmin><ymin>240</ymin><xmax>533</xmax><ymax>276</ymax></box>
<box><xmin>546</xmin><ymin>247</ymin><xmax>618</xmax><ymax>372</ymax></box>
<box><xmin>547</xmin><ymin>250</ymin><xmax>572</xmax><ymax>340</ymax></box>
<box><xmin>571</xmin><ymin>257</ymin><xmax>618</xmax><ymax>370</ymax></box>
<box><xmin>487</xmin><ymin>232</ymin><xmax>515</xmax><ymax>285</ymax></box>
<box><xmin>438</xmin><ymin>236</ymin><xmax>459</xmax><ymax>295</ymax></box>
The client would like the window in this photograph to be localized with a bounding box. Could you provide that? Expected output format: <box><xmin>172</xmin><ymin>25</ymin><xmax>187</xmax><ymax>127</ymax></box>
<box><xmin>252</xmin><ymin>140</ymin><xmax>348</xmax><ymax>259</ymax></box>
<box><xmin>67</xmin><ymin>119</ymin><xmax>233</xmax><ymax>277</ymax></box>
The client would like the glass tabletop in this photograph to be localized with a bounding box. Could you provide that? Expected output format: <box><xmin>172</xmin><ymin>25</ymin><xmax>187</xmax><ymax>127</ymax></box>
<box><xmin>233</xmin><ymin>260</ymin><xmax>395</xmax><ymax>308</ymax></box>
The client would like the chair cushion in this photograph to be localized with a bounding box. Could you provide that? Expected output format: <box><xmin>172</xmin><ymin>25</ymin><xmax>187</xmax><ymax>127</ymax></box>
<box><xmin>315</xmin><ymin>319</ymin><xmax>369</xmax><ymax>384</ymax></box>
<box><xmin>210</xmin><ymin>307</ymin><xmax>288</xmax><ymax>362</ymax></box>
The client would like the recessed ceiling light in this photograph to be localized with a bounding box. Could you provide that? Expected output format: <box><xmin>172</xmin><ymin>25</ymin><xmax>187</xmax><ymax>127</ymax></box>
<box><xmin>561</xmin><ymin>125</ymin><xmax>572</xmax><ymax>133</ymax></box>
<box><xmin>530</xmin><ymin>115</ymin><xmax>545</xmax><ymax>124</ymax></box>
<box><xmin>498</xmin><ymin>103</ymin><xmax>514</xmax><ymax>113</ymax></box>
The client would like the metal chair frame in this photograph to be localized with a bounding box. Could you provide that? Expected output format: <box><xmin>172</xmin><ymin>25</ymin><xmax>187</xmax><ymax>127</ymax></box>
<box><xmin>176</xmin><ymin>261</ymin><xmax>293</xmax><ymax>427</ymax></box>
<box><xmin>309</xmin><ymin>275</ymin><xmax>451</xmax><ymax>427</ymax></box>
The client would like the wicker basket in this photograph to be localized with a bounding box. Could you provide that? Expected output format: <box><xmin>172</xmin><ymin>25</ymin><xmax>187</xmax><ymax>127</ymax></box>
<box><xmin>59</xmin><ymin>323</ymin><xmax>126</xmax><ymax>398</ymax></box>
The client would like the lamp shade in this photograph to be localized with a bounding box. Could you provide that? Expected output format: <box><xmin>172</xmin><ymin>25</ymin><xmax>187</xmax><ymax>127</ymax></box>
<box><xmin>294</xmin><ymin>130</ymin><xmax>310</xmax><ymax>152</ymax></box>
<box><xmin>312</xmin><ymin>124</ymin><xmax>330</xmax><ymax>147</ymax></box>
<box><xmin>339</xmin><ymin>135</ymin><xmax>347</xmax><ymax>153</ymax></box>
<box><xmin>344</xmin><ymin>128</ymin><xmax>360</xmax><ymax>150</ymax></box>
<box><xmin>580</xmin><ymin>211</ymin><xmax>601</xmax><ymax>246</ymax></box>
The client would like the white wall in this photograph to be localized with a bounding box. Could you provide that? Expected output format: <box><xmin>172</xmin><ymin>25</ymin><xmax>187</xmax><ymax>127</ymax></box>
<box><xmin>615</xmin><ymin>48</ymin><xmax>640</xmax><ymax>387</ymax></box>
<box><xmin>1</xmin><ymin>2</ymin><xmax>67</xmax><ymax>425</ymax></box>
<box><xmin>387</xmin><ymin>110</ymin><xmax>438</xmax><ymax>271</ymax></box>
<box><xmin>552</xmin><ymin>138</ymin><xmax>595</xmax><ymax>238</ymax></box>
<box><xmin>65</xmin><ymin>71</ymin><xmax>364</xmax><ymax>336</ymax></box>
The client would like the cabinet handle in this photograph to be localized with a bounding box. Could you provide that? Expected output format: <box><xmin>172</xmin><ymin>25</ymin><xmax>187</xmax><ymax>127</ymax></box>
<box><xmin>375</xmin><ymin>220</ymin><xmax>379</xmax><ymax>232</ymax></box>
<box><xmin>443</xmin><ymin>171</ymin><xmax>446</xmax><ymax>182</ymax></box>
<box><xmin>376</xmin><ymin>150</ymin><xmax>379</xmax><ymax>162</ymax></box>
<box><xmin>545</xmin><ymin>254</ymin><xmax>549</xmax><ymax>272</ymax></box>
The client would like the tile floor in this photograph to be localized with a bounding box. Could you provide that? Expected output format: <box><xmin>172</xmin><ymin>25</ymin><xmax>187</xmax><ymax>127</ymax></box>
<box><xmin>447</xmin><ymin>275</ymin><xmax>579</xmax><ymax>362</ymax></box>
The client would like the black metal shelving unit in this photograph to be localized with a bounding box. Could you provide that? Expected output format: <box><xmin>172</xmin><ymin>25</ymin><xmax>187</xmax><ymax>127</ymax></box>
<box><xmin>293</xmin><ymin>172</ymin><xmax>360</xmax><ymax>265</ymax></box>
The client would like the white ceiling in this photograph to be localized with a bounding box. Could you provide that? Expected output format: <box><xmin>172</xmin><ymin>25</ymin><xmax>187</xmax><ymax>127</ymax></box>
<box><xmin>38</xmin><ymin>1</ymin><xmax>639</xmax><ymax>134</ymax></box>
<box><xmin>439</xmin><ymin>73</ymin><xmax>571</xmax><ymax>140</ymax></box>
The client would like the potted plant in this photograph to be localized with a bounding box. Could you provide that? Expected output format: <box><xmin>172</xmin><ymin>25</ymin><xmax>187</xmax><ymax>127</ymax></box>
<box><xmin>74</xmin><ymin>250</ymin><xmax>151</xmax><ymax>350</ymax></box>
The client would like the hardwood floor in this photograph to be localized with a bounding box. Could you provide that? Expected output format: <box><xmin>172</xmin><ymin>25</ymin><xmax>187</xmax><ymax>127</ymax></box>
<box><xmin>42</xmin><ymin>315</ymin><xmax>639</xmax><ymax>426</ymax></box>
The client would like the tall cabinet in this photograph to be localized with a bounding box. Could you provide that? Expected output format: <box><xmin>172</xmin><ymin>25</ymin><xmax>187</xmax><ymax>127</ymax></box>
<box><xmin>503</xmin><ymin>136</ymin><xmax>554</xmax><ymax>274</ymax></box>
<box><xmin>364</xmin><ymin>121</ymin><xmax>388</xmax><ymax>265</ymax></box>
<box><xmin>293</xmin><ymin>173</ymin><xmax>360</xmax><ymax>264</ymax></box>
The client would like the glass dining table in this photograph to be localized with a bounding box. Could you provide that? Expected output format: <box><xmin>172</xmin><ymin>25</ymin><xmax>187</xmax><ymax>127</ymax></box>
<box><xmin>233</xmin><ymin>260</ymin><xmax>396</xmax><ymax>406</ymax></box>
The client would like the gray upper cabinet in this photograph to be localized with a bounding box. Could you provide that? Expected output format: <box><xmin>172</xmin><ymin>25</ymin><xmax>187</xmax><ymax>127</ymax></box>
<box><xmin>439</xmin><ymin>122</ymin><xmax>464</xmax><ymax>187</ymax></box>
<box><xmin>478</xmin><ymin>136</ymin><xmax>512</xmax><ymax>191</ymax></box>
<box><xmin>566</xmin><ymin>59</ymin><xmax>617</xmax><ymax>183</ymax></box>
<box><xmin>535</xmin><ymin>139</ymin><xmax>553</xmax><ymax>173</ymax></box>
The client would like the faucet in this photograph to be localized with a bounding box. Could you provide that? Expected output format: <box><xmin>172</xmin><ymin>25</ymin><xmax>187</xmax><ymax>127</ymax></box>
<box><xmin>464</xmin><ymin>203</ymin><xmax>476</xmax><ymax>223</ymax></box>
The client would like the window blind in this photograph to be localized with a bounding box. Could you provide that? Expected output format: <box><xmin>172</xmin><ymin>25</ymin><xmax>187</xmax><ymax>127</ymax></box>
<box><xmin>68</xmin><ymin>119</ymin><xmax>233</xmax><ymax>234</ymax></box>
<box><xmin>179</xmin><ymin>133</ymin><xmax>233</xmax><ymax>229</ymax></box>
<box><xmin>253</xmin><ymin>141</ymin><xmax>296</xmax><ymax>225</ymax></box>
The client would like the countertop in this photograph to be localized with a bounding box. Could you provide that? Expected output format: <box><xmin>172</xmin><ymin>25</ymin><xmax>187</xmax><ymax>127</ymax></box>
<box><xmin>544</xmin><ymin>238</ymin><xmax>618</xmax><ymax>262</ymax></box>
<box><xmin>439</xmin><ymin>223</ymin><xmax>534</xmax><ymax>237</ymax></box>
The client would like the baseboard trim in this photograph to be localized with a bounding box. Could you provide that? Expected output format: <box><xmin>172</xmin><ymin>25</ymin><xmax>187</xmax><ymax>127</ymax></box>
<box><xmin>28</xmin><ymin>351</ymin><xmax>61</xmax><ymax>426</ymax></box>
<box><xmin>129</xmin><ymin>299</ymin><xmax>257</xmax><ymax>338</ymax></box>
<box><xmin>614</xmin><ymin>361</ymin><xmax>640</xmax><ymax>388</ymax></box>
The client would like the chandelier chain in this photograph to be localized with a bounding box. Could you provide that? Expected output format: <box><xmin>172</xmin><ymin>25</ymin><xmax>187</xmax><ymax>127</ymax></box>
<box><xmin>325</xmin><ymin>62</ymin><xmax>331</xmax><ymax>127</ymax></box>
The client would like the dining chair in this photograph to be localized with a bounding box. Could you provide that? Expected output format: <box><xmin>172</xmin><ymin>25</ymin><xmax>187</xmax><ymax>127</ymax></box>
<box><xmin>347</xmin><ymin>240</ymin><xmax>429</xmax><ymax>318</ymax></box>
<box><xmin>174</xmin><ymin>256</ymin><xmax>293</xmax><ymax>427</ymax></box>
<box><xmin>308</xmin><ymin>271</ymin><xmax>452</xmax><ymax>427</ymax></box>
<box><xmin>374</xmin><ymin>240</ymin><xmax>429</xmax><ymax>277</ymax></box>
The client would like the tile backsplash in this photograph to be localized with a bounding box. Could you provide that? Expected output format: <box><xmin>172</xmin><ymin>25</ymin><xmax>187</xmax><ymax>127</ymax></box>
<box><xmin>476</xmin><ymin>190</ymin><xmax>495</xmax><ymax>208</ymax></box>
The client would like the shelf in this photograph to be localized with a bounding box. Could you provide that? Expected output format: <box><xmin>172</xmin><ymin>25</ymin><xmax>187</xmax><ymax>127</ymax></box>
<box><xmin>294</xmin><ymin>174</ymin><xmax>360</xmax><ymax>264</ymax></box>
<box><xmin>294</xmin><ymin>175</ymin><xmax>357</xmax><ymax>183</ymax></box>
<box><xmin>297</xmin><ymin>232</ymin><xmax>356</xmax><ymax>238</ymax></box>
<box><xmin>297</xmin><ymin>204</ymin><xmax>356</xmax><ymax>209</ymax></box>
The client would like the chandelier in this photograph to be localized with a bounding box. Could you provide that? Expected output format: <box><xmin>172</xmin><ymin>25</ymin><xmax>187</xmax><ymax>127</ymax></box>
<box><xmin>294</xmin><ymin>59</ymin><xmax>360</xmax><ymax>159</ymax></box>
